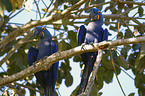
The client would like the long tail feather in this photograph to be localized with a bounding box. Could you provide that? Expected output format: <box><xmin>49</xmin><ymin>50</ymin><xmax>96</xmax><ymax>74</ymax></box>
<box><xmin>44</xmin><ymin>85</ymin><xmax>55</xmax><ymax>96</ymax></box>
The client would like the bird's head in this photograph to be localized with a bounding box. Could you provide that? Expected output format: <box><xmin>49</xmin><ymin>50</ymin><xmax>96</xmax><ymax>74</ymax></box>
<box><xmin>34</xmin><ymin>26</ymin><xmax>52</xmax><ymax>40</ymax></box>
<box><xmin>89</xmin><ymin>8</ymin><xmax>103</xmax><ymax>23</ymax></box>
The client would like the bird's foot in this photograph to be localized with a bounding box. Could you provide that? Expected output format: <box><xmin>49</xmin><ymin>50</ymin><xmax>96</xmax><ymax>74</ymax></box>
<box><xmin>89</xmin><ymin>42</ymin><xmax>95</xmax><ymax>48</ymax></box>
<box><xmin>81</xmin><ymin>43</ymin><xmax>86</xmax><ymax>50</ymax></box>
<box><xmin>33</xmin><ymin>59</ymin><xmax>43</xmax><ymax>68</ymax></box>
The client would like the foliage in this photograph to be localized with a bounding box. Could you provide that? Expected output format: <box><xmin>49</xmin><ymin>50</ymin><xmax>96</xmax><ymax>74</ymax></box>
<box><xmin>0</xmin><ymin>0</ymin><xmax>145</xmax><ymax>96</ymax></box>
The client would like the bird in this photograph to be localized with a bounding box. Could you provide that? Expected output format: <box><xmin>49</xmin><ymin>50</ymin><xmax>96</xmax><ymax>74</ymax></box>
<box><xmin>77</xmin><ymin>8</ymin><xmax>108</xmax><ymax>94</ymax></box>
<box><xmin>28</xmin><ymin>26</ymin><xmax>59</xmax><ymax>96</ymax></box>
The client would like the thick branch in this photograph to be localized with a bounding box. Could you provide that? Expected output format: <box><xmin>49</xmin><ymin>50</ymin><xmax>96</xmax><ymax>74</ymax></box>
<box><xmin>67</xmin><ymin>14</ymin><xmax>145</xmax><ymax>21</ymax></box>
<box><xmin>0</xmin><ymin>0</ymin><xmax>88</xmax><ymax>50</ymax></box>
<box><xmin>51</xmin><ymin>21</ymin><xmax>142</xmax><ymax>27</ymax></box>
<box><xmin>116</xmin><ymin>0</ymin><xmax>145</xmax><ymax>5</ymax></box>
<box><xmin>0</xmin><ymin>36</ymin><xmax>145</xmax><ymax>86</ymax></box>
<box><xmin>78</xmin><ymin>49</ymin><xmax>103</xmax><ymax>96</ymax></box>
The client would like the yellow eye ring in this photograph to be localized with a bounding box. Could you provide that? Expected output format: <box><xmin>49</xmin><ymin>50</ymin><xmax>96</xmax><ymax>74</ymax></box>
<box><xmin>42</xmin><ymin>27</ymin><xmax>45</xmax><ymax>30</ymax></box>
<box><xmin>98</xmin><ymin>11</ymin><xmax>101</xmax><ymax>14</ymax></box>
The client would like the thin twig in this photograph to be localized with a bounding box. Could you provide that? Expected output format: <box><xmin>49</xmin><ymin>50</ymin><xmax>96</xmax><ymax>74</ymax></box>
<box><xmin>115</xmin><ymin>1</ymin><xmax>145</xmax><ymax>5</ymax></box>
<box><xmin>109</xmin><ymin>48</ymin><xmax>126</xmax><ymax>96</ymax></box>
<box><xmin>42</xmin><ymin>0</ymin><xmax>54</xmax><ymax>18</ymax></box>
<box><xmin>9</xmin><ymin>8</ymin><xmax>24</xmax><ymax>19</ymax></box>
<box><xmin>34</xmin><ymin>0</ymin><xmax>41</xmax><ymax>19</ymax></box>
<box><xmin>14</xmin><ymin>82</ymin><xmax>44</xmax><ymax>94</ymax></box>
<box><xmin>122</xmin><ymin>19</ymin><xmax>135</xmax><ymax>37</ymax></box>
<box><xmin>71</xmin><ymin>1</ymin><xmax>112</xmax><ymax>14</ymax></box>
<box><xmin>41</xmin><ymin>0</ymin><xmax>47</xmax><ymax>8</ymax></box>
<box><xmin>121</xmin><ymin>6</ymin><xmax>139</xmax><ymax>15</ymax></box>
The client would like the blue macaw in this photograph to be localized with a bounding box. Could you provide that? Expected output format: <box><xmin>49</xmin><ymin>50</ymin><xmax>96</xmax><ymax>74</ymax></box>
<box><xmin>77</xmin><ymin>8</ymin><xmax>108</xmax><ymax>94</ymax></box>
<box><xmin>28</xmin><ymin>26</ymin><xmax>59</xmax><ymax>96</ymax></box>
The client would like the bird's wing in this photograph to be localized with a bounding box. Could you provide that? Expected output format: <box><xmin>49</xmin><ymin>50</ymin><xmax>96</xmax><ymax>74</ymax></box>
<box><xmin>102</xmin><ymin>28</ymin><xmax>108</xmax><ymax>41</ymax></box>
<box><xmin>50</xmin><ymin>41</ymin><xmax>59</xmax><ymax>86</ymax></box>
<box><xmin>77</xmin><ymin>25</ymin><xmax>87</xmax><ymax>46</ymax></box>
<box><xmin>77</xmin><ymin>25</ymin><xmax>88</xmax><ymax>65</ymax></box>
<box><xmin>28</xmin><ymin>47</ymin><xmax>48</xmax><ymax>89</ymax></box>
<box><xmin>28</xmin><ymin>47</ymin><xmax>39</xmax><ymax>66</ymax></box>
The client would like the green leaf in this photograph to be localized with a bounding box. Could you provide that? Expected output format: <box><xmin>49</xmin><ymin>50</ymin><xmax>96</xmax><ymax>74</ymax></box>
<box><xmin>97</xmin><ymin>0</ymin><xmax>105</xmax><ymax>10</ymax></box>
<box><xmin>67</xmin><ymin>31</ymin><xmax>77</xmax><ymax>47</ymax></box>
<box><xmin>103</xmin><ymin>70</ymin><xmax>114</xmax><ymax>84</ymax></box>
<box><xmin>138</xmin><ymin>6</ymin><xmax>143</xmax><ymax>17</ymax></box>
<box><xmin>101</xmin><ymin>54</ymin><xmax>113</xmax><ymax>70</ymax></box>
<box><xmin>65</xmin><ymin>73</ymin><xmax>73</xmax><ymax>87</ymax></box>
<box><xmin>89</xmin><ymin>84</ymin><xmax>98</xmax><ymax>96</ymax></box>
<box><xmin>125</xmin><ymin>29</ymin><xmax>134</xmax><ymax>38</ymax></box>
<box><xmin>117</xmin><ymin>32</ymin><xmax>123</xmax><ymax>39</ymax></box>
<box><xmin>111</xmin><ymin>50</ymin><xmax>117</xmax><ymax>61</ymax></box>
<box><xmin>128</xmin><ymin>52</ymin><xmax>138</xmax><ymax>72</ymax></box>
<box><xmin>62</xmin><ymin>19</ymin><xmax>69</xmax><ymax>30</ymax></box>
<box><xmin>121</xmin><ymin>45</ymin><xmax>131</xmax><ymax>59</ymax></box>
<box><xmin>58</xmin><ymin>40</ymin><xmax>71</xmax><ymax>51</ymax></box>
<box><xmin>128</xmin><ymin>93</ymin><xmax>135</xmax><ymax>96</ymax></box>
<box><xmin>132</xmin><ymin>43</ymin><xmax>140</xmax><ymax>51</ymax></box>
<box><xmin>73</xmin><ymin>55</ymin><xmax>82</xmax><ymax>62</ymax></box>
<box><xmin>115</xmin><ymin>55</ymin><xmax>129</xmax><ymax>70</ymax></box>
<box><xmin>118</xmin><ymin>2</ymin><xmax>124</xmax><ymax>9</ymax></box>
<box><xmin>135</xmin><ymin>74</ymin><xmax>145</xmax><ymax>89</ymax></box>
<box><xmin>53</xmin><ymin>24</ymin><xmax>61</xmax><ymax>30</ymax></box>
<box><xmin>2</xmin><ymin>0</ymin><xmax>12</xmax><ymax>12</ymax></box>
<box><xmin>57</xmin><ymin>67</ymin><xmax>64</xmax><ymax>84</ymax></box>
<box><xmin>96</xmin><ymin>67</ymin><xmax>104</xmax><ymax>90</ymax></box>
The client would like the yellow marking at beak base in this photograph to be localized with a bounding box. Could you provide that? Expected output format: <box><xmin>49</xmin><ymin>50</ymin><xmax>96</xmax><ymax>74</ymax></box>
<box><xmin>97</xmin><ymin>14</ymin><xmax>99</xmax><ymax>20</ymax></box>
<box><xmin>42</xmin><ymin>31</ymin><xmax>45</xmax><ymax>37</ymax></box>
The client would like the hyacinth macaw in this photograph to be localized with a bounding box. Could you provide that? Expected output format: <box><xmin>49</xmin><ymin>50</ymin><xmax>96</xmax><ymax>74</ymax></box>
<box><xmin>28</xmin><ymin>26</ymin><xmax>59</xmax><ymax>96</ymax></box>
<box><xmin>77</xmin><ymin>8</ymin><xmax>108</xmax><ymax>94</ymax></box>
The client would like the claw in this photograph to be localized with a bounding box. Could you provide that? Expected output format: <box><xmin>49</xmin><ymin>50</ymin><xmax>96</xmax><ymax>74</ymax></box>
<box><xmin>81</xmin><ymin>43</ymin><xmax>86</xmax><ymax>50</ymax></box>
<box><xmin>89</xmin><ymin>42</ymin><xmax>95</xmax><ymax>48</ymax></box>
<box><xmin>33</xmin><ymin>59</ymin><xmax>43</xmax><ymax>68</ymax></box>
<box><xmin>33</xmin><ymin>62</ymin><xmax>36</xmax><ymax>68</ymax></box>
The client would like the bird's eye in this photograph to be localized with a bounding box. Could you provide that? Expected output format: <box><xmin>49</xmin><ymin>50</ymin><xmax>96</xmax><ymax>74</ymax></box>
<box><xmin>42</xmin><ymin>27</ymin><xmax>45</xmax><ymax>30</ymax></box>
<box><xmin>98</xmin><ymin>11</ymin><xmax>101</xmax><ymax>14</ymax></box>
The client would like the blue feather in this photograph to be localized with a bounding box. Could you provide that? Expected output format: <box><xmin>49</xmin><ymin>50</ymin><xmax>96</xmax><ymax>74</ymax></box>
<box><xmin>28</xmin><ymin>26</ymin><xmax>59</xmax><ymax>96</ymax></box>
<box><xmin>77</xmin><ymin>8</ymin><xmax>108</xmax><ymax>95</ymax></box>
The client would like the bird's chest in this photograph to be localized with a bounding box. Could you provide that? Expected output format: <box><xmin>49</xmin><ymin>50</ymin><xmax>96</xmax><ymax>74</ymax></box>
<box><xmin>37</xmin><ymin>41</ymin><xmax>52</xmax><ymax>61</ymax></box>
<box><xmin>85</xmin><ymin>29</ymin><xmax>102</xmax><ymax>43</ymax></box>
<box><xmin>86</xmin><ymin>30</ymin><xmax>98</xmax><ymax>42</ymax></box>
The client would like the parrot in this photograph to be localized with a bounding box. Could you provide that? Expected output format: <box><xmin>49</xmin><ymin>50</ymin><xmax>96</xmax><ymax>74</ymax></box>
<box><xmin>28</xmin><ymin>26</ymin><xmax>59</xmax><ymax>96</ymax></box>
<box><xmin>77</xmin><ymin>8</ymin><xmax>108</xmax><ymax>94</ymax></box>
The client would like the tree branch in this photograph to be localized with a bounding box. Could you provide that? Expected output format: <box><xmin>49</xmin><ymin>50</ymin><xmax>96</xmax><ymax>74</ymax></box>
<box><xmin>115</xmin><ymin>0</ymin><xmax>145</xmax><ymax>5</ymax></box>
<box><xmin>66</xmin><ymin>14</ymin><xmax>145</xmax><ymax>21</ymax></box>
<box><xmin>1</xmin><ymin>36</ymin><xmax>145</xmax><ymax>86</ymax></box>
<box><xmin>109</xmin><ymin>49</ymin><xmax>126</xmax><ymax>96</ymax></box>
<box><xmin>34</xmin><ymin>0</ymin><xmax>41</xmax><ymax>19</ymax></box>
<box><xmin>78</xmin><ymin>49</ymin><xmax>103</xmax><ymax>96</ymax></box>
<box><xmin>14</xmin><ymin>82</ymin><xmax>44</xmax><ymax>94</ymax></box>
